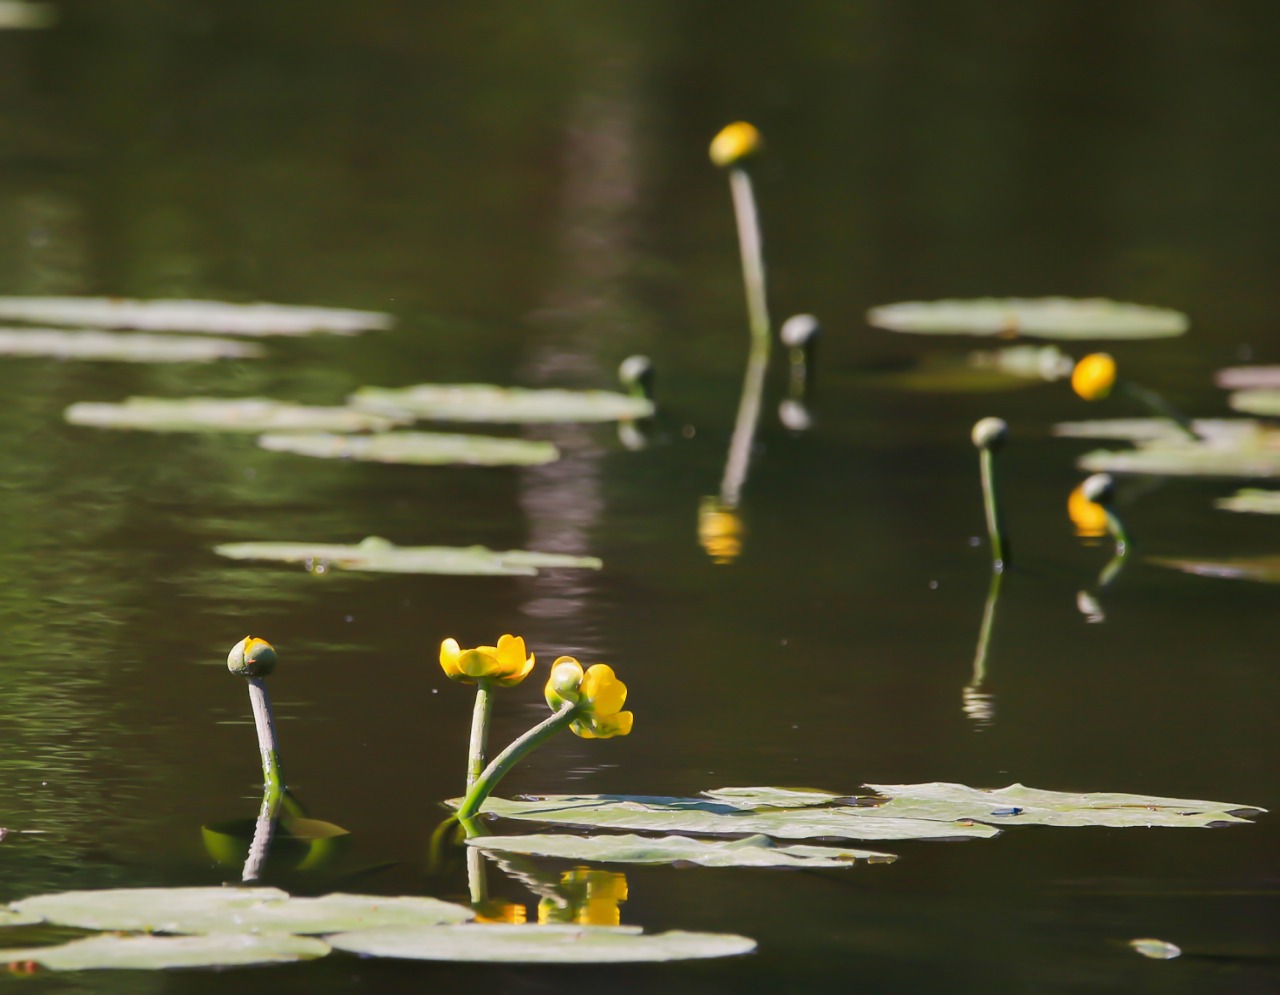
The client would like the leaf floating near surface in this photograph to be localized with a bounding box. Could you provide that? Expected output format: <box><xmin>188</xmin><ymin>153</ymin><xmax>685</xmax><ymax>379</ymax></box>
<box><xmin>0</xmin><ymin>2</ymin><xmax>55</xmax><ymax>29</ymax></box>
<box><xmin>327</xmin><ymin>923</ymin><xmax>756</xmax><ymax>964</ymax></box>
<box><xmin>0</xmin><ymin>297</ymin><xmax>391</xmax><ymax>336</ymax></box>
<box><xmin>867</xmin><ymin>298</ymin><xmax>1188</xmax><ymax>340</ymax></box>
<box><xmin>1215</xmin><ymin>488</ymin><xmax>1280</xmax><ymax>515</ymax></box>
<box><xmin>0</xmin><ymin>933</ymin><xmax>330</xmax><ymax>971</ymax></box>
<box><xmin>351</xmin><ymin>384</ymin><xmax>654</xmax><ymax>424</ymax></box>
<box><xmin>215</xmin><ymin>537</ymin><xmax>602</xmax><ymax>576</ymax></box>
<box><xmin>1227</xmin><ymin>389</ymin><xmax>1280</xmax><ymax>417</ymax></box>
<box><xmin>1054</xmin><ymin>418</ymin><xmax>1259</xmax><ymax>443</ymax></box>
<box><xmin>1130</xmin><ymin>938</ymin><xmax>1182</xmax><ymax>960</ymax></box>
<box><xmin>0</xmin><ymin>907</ymin><xmax>40</xmax><ymax>927</ymax></box>
<box><xmin>1215</xmin><ymin>366</ymin><xmax>1280</xmax><ymax>390</ymax></box>
<box><xmin>0</xmin><ymin>328</ymin><xmax>263</xmax><ymax>363</ymax></box>
<box><xmin>468</xmin><ymin>833</ymin><xmax>896</xmax><ymax>868</ymax></box>
<box><xmin>857</xmin><ymin>345</ymin><xmax>1074</xmax><ymax>393</ymax></box>
<box><xmin>258</xmin><ymin>431</ymin><xmax>559</xmax><ymax>467</ymax></box>
<box><xmin>65</xmin><ymin>398</ymin><xmax>404</xmax><ymax>434</ymax></box>
<box><xmin>1077</xmin><ymin>445</ymin><xmax>1280</xmax><ymax>479</ymax></box>
<box><xmin>1148</xmin><ymin>555</ymin><xmax>1280</xmax><ymax>584</ymax></box>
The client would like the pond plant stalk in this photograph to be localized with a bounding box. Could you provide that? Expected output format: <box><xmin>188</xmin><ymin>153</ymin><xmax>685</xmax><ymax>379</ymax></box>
<box><xmin>971</xmin><ymin>417</ymin><xmax>1010</xmax><ymax>573</ymax></box>
<box><xmin>439</xmin><ymin>636</ymin><xmax>536</xmax><ymax>791</ymax></box>
<box><xmin>226</xmin><ymin>636</ymin><xmax>284</xmax><ymax>881</ymax></box>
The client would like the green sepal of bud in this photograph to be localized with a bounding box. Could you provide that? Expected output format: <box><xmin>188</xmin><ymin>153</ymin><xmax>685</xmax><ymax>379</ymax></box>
<box><xmin>228</xmin><ymin>636</ymin><xmax>277</xmax><ymax>677</ymax></box>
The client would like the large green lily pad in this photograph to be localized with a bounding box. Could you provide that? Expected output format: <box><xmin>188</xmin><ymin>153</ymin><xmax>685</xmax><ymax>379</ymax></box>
<box><xmin>468</xmin><ymin>833</ymin><xmax>896</xmax><ymax>867</ymax></box>
<box><xmin>1054</xmin><ymin>418</ymin><xmax>1252</xmax><ymax>443</ymax></box>
<box><xmin>0</xmin><ymin>907</ymin><xmax>41</xmax><ymax>927</ymax></box>
<box><xmin>701</xmin><ymin>786</ymin><xmax>843</xmax><ymax>808</ymax></box>
<box><xmin>1148</xmin><ymin>555</ymin><xmax>1280</xmax><ymax>584</ymax></box>
<box><xmin>1077</xmin><ymin>444</ymin><xmax>1280</xmax><ymax>478</ymax></box>
<box><xmin>0</xmin><ymin>329</ymin><xmax>262</xmax><ymax>362</ymax></box>
<box><xmin>214</xmin><ymin>537</ymin><xmax>601</xmax><ymax>576</ymax></box>
<box><xmin>10</xmin><ymin>887</ymin><xmax>473</xmax><ymax>934</ymax></box>
<box><xmin>0</xmin><ymin>297</ymin><xmax>391</xmax><ymax>335</ymax></box>
<box><xmin>65</xmin><ymin>397</ymin><xmax>403</xmax><ymax>434</ymax></box>
<box><xmin>351</xmin><ymin>384</ymin><xmax>654</xmax><ymax>423</ymax></box>
<box><xmin>258</xmin><ymin>431</ymin><xmax>559</xmax><ymax>466</ymax></box>
<box><xmin>327</xmin><ymin>923</ymin><xmax>756</xmax><ymax>963</ymax></box>
<box><xmin>1227</xmin><ymin>389</ymin><xmax>1280</xmax><ymax>417</ymax></box>
<box><xmin>0</xmin><ymin>933</ymin><xmax>330</xmax><ymax>971</ymax></box>
<box><xmin>867</xmin><ymin>298</ymin><xmax>1188</xmax><ymax>339</ymax></box>
<box><xmin>1215</xmin><ymin>488</ymin><xmax>1280</xmax><ymax>514</ymax></box>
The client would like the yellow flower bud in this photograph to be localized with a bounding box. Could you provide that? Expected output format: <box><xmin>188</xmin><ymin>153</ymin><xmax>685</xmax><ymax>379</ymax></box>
<box><xmin>227</xmin><ymin>636</ymin><xmax>277</xmax><ymax>678</ymax></box>
<box><xmin>709</xmin><ymin>122</ymin><xmax>761</xmax><ymax>168</ymax></box>
<box><xmin>1072</xmin><ymin>353</ymin><xmax>1117</xmax><ymax>401</ymax></box>
<box><xmin>544</xmin><ymin>656</ymin><xmax>584</xmax><ymax>710</ymax></box>
<box><xmin>543</xmin><ymin>657</ymin><xmax>633</xmax><ymax>738</ymax></box>
<box><xmin>1067</xmin><ymin>484</ymin><xmax>1108</xmax><ymax>538</ymax></box>
<box><xmin>439</xmin><ymin>634</ymin><xmax>534</xmax><ymax>687</ymax></box>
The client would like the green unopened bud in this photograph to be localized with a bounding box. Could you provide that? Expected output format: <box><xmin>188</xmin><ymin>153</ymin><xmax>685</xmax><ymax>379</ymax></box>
<box><xmin>544</xmin><ymin>656</ymin><xmax>584</xmax><ymax>710</ymax></box>
<box><xmin>971</xmin><ymin>417</ymin><xmax>1008</xmax><ymax>451</ymax></box>
<box><xmin>228</xmin><ymin>636</ymin><xmax>277</xmax><ymax>678</ymax></box>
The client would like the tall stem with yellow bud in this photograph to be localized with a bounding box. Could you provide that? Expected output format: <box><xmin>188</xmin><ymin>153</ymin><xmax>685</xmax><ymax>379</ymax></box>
<box><xmin>972</xmin><ymin>418</ymin><xmax>1010</xmax><ymax>573</ymax></box>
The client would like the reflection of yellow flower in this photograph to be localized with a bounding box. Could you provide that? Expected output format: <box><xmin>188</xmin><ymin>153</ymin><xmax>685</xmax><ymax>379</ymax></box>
<box><xmin>699</xmin><ymin>497</ymin><xmax>743</xmax><ymax>564</ymax></box>
<box><xmin>709</xmin><ymin>122</ymin><xmax>761</xmax><ymax>167</ymax></box>
<box><xmin>1068</xmin><ymin>484</ymin><xmax>1108</xmax><ymax>538</ymax></box>
<box><xmin>227</xmin><ymin>636</ymin><xmax>277</xmax><ymax>677</ymax></box>
<box><xmin>473</xmin><ymin>900</ymin><xmax>528</xmax><ymax>924</ymax></box>
<box><xmin>439</xmin><ymin>634</ymin><xmax>534</xmax><ymax>687</ymax></box>
<box><xmin>545</xmin><ymin>658</ymin><xmax>634</xmax><ymax>739</ymax></box>
<box><xmin>1072</xmin><ymin>353</ymin><xmax>1116</xmax><ymax>401</ymax></box>
<box><xmin>538</xmin><ymin>868</ymin><xmax>629</xmax><ymax>926</ymax></box>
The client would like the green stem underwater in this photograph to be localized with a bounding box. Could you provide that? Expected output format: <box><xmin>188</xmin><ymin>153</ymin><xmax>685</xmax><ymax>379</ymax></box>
<box><xmin>466</xmin><ymin>680</ymin><xmax>494</xmax><ymax>790</ymax></box>
<box><xmin>455</xmin><ymin>705</ymin><xmax>577</xmax><ymax>821</ymax></box>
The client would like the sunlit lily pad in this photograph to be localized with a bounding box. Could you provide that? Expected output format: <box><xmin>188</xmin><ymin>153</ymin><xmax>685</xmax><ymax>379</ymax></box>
<box><xmin>214</xmin><ymin>537</ymin><xmax>601</xmax><ymax>576</ymax></box>
<box><xmin>1148</xmin><ymin>555</ymin><xmax>1280</xmax><ymax>584</ymax></box>
<box><xmin>0</xmin><ymin>2</ymin><xmax>55</xmax><ymax>29</ymax></box>
<box><xmin>0</xmin><ymin>329</ymin><xmax>263</xmax><ymax>363</ymax></box>
<box><xmin>327</xmin><ymin>923</ymin><xmax>756</xmax><ymax>963</ymax></box>
<box><xmin>1054</xmin><ymin>418</ymin><xmax>1255</xmax><ymax>443</ymax></box>
<box><xmin>702</xmin><ymin>786</ymin><xmax>842</xmax><ymax>809</ymax></box>
<box><xmin>65</xmin><ymin>398</ymin><xmax>403</xmax><ymax>434</ymax></box>
<box><xmin>0</xmin><ymin>907</ymin><xmax>40</xmax><ymax>927</ymax></box>
<box><xmin>1216</xmin><ymin>366</ymin><xmax>1280</xmax><ymax>390</ymax></box>
<box><xmin>1130</xmin><ymin>938</ymin><xmax>1182</xmax><ymax>960</ymax></box>
<box><xmin>468</xmin><ymin>833</ymin><xmax>896</xmax><ymax>867</ymax></box>
<box><xmin>351</xmin><ymin>384</ymin><xmax>653</xmax><ymax>423</ymax></box>
<box><xmin>867</xmin><ymin>298</ymin><xmax>1188</xmax><ymax>339</ymax></box>
<box><xmin>0</xmin><ymin>933</ymin><xmax>330</xmax><ymax>971</ymax></box>
<box><xmin>1227</xmin><ymin>389</ymin><xmax>1280</xmax><ymax>417</ymax></box>
<box><xmin>1077</xmin><ymin>444</ymin><xmax>1280</xmax><ymax>479</ymax></box>
<box><xmin>0</xmin><ymin>297</ymin><xmax>391</xmax><ymax>335</ymax></box>
<box><xmin>258</xmin><ymin>431</ymin><xmax>559</xmax><ymax>466</ymax></box>
<box><xmin>10</xmin><ymin>887</ymin><xmax>473</xmax><ymax>934</ymax></box>
<box><xmin>859</xmin><ymin>345</ymin><xmax>1074</xmax><ymax>393</ymax></box>
<box><xmin>1215</xmin><ymin>488</ymin><xmax>1280</xmax><ymax>514</ymax></box>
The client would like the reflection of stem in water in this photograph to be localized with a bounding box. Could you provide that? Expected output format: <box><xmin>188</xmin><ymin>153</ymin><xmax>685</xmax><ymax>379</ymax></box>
<box><xmin>963</xmin><ymin>569</ymin><xmax>1002</xmax><ymax>728</ymax></box>
<box><xmin>971</xmin><ymin>418</ymin><xmax>1010</xmax><ymax>573</ymax></box>
<box><xmin>1075</xmin><ymin>473</ymin><xmax>1131</xmax><ymax>623</ymax></box>
<box><xmin>241</xmin><ymin>788</ymin><xmax>282</xmax><ymax>883</ymax></box>
<box><xmin>778</xmin><ymin>314</ymin><xmax>820</xmax><ymax>432</ymax></box>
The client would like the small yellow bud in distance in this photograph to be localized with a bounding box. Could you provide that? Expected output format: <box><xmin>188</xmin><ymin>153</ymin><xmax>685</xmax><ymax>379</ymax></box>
<box><xmin>227</xmin><ymin>636</ymin><xmax>277</xmax><ymax>678</ymax></box>
<box><xmin>709</xmin><ymin>122</ymin><xmax>761</xmax><ymax>168</ymax></box>
<box><xmin>1072</xmin><ymin>353</ymin><xmax>1117</xmax><ymax>401</ymax></box>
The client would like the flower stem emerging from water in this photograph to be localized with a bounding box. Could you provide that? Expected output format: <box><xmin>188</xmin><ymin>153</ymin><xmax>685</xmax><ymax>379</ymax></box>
<box><xmin>455</xmin><ymin>705</ymin><xmax>577</xmax><ymax>821</ymax></box>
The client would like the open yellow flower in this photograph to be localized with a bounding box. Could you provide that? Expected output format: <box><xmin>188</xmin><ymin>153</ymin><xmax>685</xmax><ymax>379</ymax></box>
<box><xmin>709</xmin><ymin>121</ymin><xmax>761</xmax><ymax>168</ymax></box>
<box><xmin>1068</xmin><ymin>484</ymin><xmax>1108</xmax><ymax>538</ymax></box>
<box><xmin>439</xmin><ymin>634</ymin><xmax>534</xmax><ymax>687</ymax></box>
<box><xmin>1072</xmin><ymin>352</ymin><xmax>1116</xmax><ymax>401</ymax></box>
<box><xmin>544</xmin><ymin>657</ymin><xmax>634</xmax><ymax>739</ymax></box>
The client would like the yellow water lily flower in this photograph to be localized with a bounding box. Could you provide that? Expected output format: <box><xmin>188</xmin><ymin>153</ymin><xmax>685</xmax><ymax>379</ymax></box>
<box><xmin>1068</xmin><ymin>484</ymin><xmax>1108</xmax><ymax>538</ymax></box>
<box><xmin>227</xmin><ymin>636</ymin><xmax>277</xmax><ymax>677</ymax></box>
<box><xmin>544</xmin><ymin>657</ymin><xmax>634</xmax><ymax>739</ymax></box>
<box><xmin>709</xmin><ymin>121</ymin><xmax>761</xmax><ymax>168</ymax></box>
<box><xmin>1072</xmin><ymin>352</ymin><xmax>1116</xmax><ymax>401</ymax></box>
<box><xmin>439</xmin><ymin>634</ymin><xmax>534</xmax><ymax>687</ymax></box>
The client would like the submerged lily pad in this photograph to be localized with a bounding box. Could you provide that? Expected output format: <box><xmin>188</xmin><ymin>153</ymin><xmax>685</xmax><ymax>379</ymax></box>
<box><xmin>258</xmin><ymin>431</ymin><xmax>559</xmax><ymax>466</ymax></box>
<box><xmin>1215</xmin><ymin>488</ymin><xmax>1280</xmax><ymax>514</ymax></box>
<box><xmin>867</xmin><ymin>298</ymin><xmax>1188</xmax><ymax>339</ymax></box>
<box><xmin>327</xmin><ymin>923</ymin><xmax>755</xmax><ymax>963</ymax></box>
<box><xmin>1148</xmin><ymin>555</ymin><xmax>1280</xmax><ymax>584</ymax></box>
<box><xmin>10</xmin><ymin>887</ymin><xmax>473</xmax><ymax>934</ymax></box>
<box><xmin>351</xmin><ymin>384</ymin><xmax>654</xmax><ymax>423</ymax></box>
<box><xmin>859</xmin><ymin>345</ymin><xmax>1073</xmax><ymax>393</ymax></box>
<box><xmin>468</xmin><ymin>833</ymin><xmax>895</xmax><ymax>868</ymax></box>
<box><xmin>0</xmin><ymin>933</ymin><xmax>330</xmax><ymax>971</ymax></box>
<box><xmin>214</xmin><ymin>537</ymin><xmax>601</xmax><ymax>576</ymax></box>
<box><xmin>65</xmin><ymin>398</ymin><xmax>403</xmax><ymax>434</ymax></box>
<box><xmin>0</xmin><ymin>329</ymin><xmax>263</xmax><ymax>362</ymax></box>
<box><xmin>0</xmin><ymin>297</ymin><xmax>391</xmax><ymax>335</ymax></box>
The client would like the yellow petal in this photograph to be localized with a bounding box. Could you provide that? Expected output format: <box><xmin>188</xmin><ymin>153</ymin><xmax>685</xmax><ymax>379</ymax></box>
<box><xmin>438</xmin><ymin>638</ymin><xmax>464</xmax><ymax>679</ymax></box>
<box><xmin>1072</xmin><ymin>353</ymin><xmax>1116</xmax><ymax>401</ymax></box>
<box><xmin>492</xmin><ymin>634</ymin><xmax>535</xmax><ymax>686</ymax></box>
<box><xmin>581</xmin><ymin>664</ymin><xmax>627</xmax><ymax>716</ymax></box>
<box><xmin>458</xmin><ymin>646</ymin><xmax>501</xmax><ymax>678</ymax></box>
<box><xmin>1068</xmin><ymin>485</ymin><xmax>1108</xmax><ymax>538</ymax></box>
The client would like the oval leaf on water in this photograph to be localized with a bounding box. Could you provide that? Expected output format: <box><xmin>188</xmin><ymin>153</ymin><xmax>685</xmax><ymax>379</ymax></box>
<box><xmin>867</xmin><ymin>298</ymin><xmax>1188</xmax><ymax>340</ymax></box>
<box><xmin>1216</xmin><ymin>366</ymin><xmax>1280</xmax><ymax>390</ymax></box>
<box><xmin>1227</xmin><ymin>389</ymin><xmax>1280</xmax><ymax>417</ymax></box>
<box><xmin>1054</xmin><ymin>418</ymin><xmax>1254</xmax><ymax>443</ymax></box>
<box><xmin>468</xmin><ymin>833</ymin><xmax>896</xmax><ymax>868</ymax></box>
<box><xmin>214</xmin><ymin>537</ymin><xmax>601</xmax><ymax>576</ymax></box>
<box><xmin>1077</xmin><ymin>444</ymin><xmax>1280</xmax><ymax>479</ymax></box>
<box><xmin>0</xmin><ymin>297</ymin><xmax>391</xmax><ymax>336</ymax></box>
<box><xmin>1148</xmin><ymin>555</ymin><xmax>1280</xmax><ymax>584</ymax></box>
<box><xmin>858</xmin><ymin>345</ymin><xmax>1074</xmax><ymax>393</ymax></box>
<box><xmin>1215</xmin><ymin>488</ymin><xmax>1280</xmax><ymax>515</ymax></box>
<box><xmin>0</xmin><ymin>907</ymin><xmax>41</xmax><ymax>927</ymax></box>
<box><xmin>258</xmin><ymin>431</ymin><xmax>559</xmax><ymax>467</ymax></box>
<box><xmin>327</xmin><ymin>923</ymin><xmax>756</xmax><ymax>964</ymax></box>
<box><xmin>0</xmin><ymin>329</ymin><xmax>262</xmax><ymax>363</ymax></box>
<box><xmin>1130</xmin><ymin>938</ymin><xmax>1182</xmax><ymax>960</ymax></box>
<box><xmin>351</xmin><ymin>384</ymin><xmax>654</xmax><ymax>424</ymax></box>
<box><xmin>0</xmin><ymin>2</ymin><xmax>55</xmax><ymax>29</ymax></box>
<box><xmin>0</xmin><ymin>933</ymin><xmax>330</xmax><ymax>971</ymax></box>
<box><xmin>701</xmin><ymin>786</ymin><xmax>842</xmax><ymax>809</ymax></box>
<box><xmin>66</xmin><ymin>398</ymin><xmax>403</xmax><ymax>434</ymax></box>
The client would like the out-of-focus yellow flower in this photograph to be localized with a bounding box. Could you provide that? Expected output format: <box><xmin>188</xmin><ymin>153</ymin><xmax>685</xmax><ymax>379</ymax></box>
<box><xmin>544</xmin><ymin>657</ymin><xmax>634</xmax><ymax>739</ymax></box>
<box><xmin>538</xmin><ymin>869</ymin><xmax>629</xmax><ymax>926</ymax></box>
<box><xmin>699</xmin><ymin>496</ymin><xmax>743</xmax><ymax>564</ymax></box>
<box><xmin>1072</xmin><ymin>353</ymin><xmax>1116</xmax><ymax>401</ymax></box>
<box><xmin>227</xmin><ymin>636</ymin><xmax>277</xmax><ymax>677</ymax></box>
<box><xmin>439</xmin><ymin>634</ymin><xmax>534</xmax><ymax>687</ymax></box>
<box><xmin>1068</xmin><ymin>484</ymin><xmax>1108</xmax><ymax>538</ymax></box>
<box><xmin>473</xmin><ymin>900</ymin><xmax>528</xmax><ymax>925</ymax></box>
<box><xmin>709</xmin><ymin>122</ymin><xmax>761</xmax><ymax>167</ymax></box>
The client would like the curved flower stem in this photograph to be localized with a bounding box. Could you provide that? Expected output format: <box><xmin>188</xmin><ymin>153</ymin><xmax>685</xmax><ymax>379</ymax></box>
<box><xmin>978</xmin><ymin>445</ymin><xmax>1009</xmax><ymax>573</ymax></box>
<box><xmin>456</xmin><ymin>705</ymin><xmax>577</xmax><ymax>821</ymax></box>
<box><xmin>1119</xmin><ymin>380</ymin><xmax>1200</xmax><ymax>441</ymax></box>
<box><xmin>466</xmin><ymin>680</ymin><xmax>494</xmax><ymax>790</ymax></box>
<box><xmin>246</xmin><ymin>677</ymin><xmax>284</xmax><ymax>804</ymax></box>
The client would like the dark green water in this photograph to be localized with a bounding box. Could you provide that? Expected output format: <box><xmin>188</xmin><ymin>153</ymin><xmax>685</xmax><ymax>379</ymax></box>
<box><xmin>1</xmin><ymin>2</ymin><xmax>1279</xmax><ymax>990</ymax></box>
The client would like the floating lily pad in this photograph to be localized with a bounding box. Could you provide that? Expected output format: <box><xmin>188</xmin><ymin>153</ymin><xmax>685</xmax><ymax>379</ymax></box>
<box><xmin>10</xmin><ymin>887</ymin><xmax>473</xmax><ymax>934</ymax></box>
<box><xmin>0</xmin><ymin>907</ymin><xmax>41</xmax><ymax>927</ymax></box>
<box><xmin>867</xmin><ymin>298</ymin><xmax>1188</xmax><ymax>339</ymax></box>
<box><xmin>351</xmin><ymin>384</ymin><xmax>654</xmax><ymax>424</ymax></box>
<box><xmin>454</xmin><ymin>794</ymin><xmax>999</xmax><ymax>841</ymax></box>
<box><xmin>1216</xmin><ymin>367</ymin><xmax>1280</xmax><ymax>390</ymax></box>
<box><xmin>327</xmin><ymin>923</ymin><xmax>756</xmax><ymax>963</ymax></box>
<box><xmin>859</xmin><ymin>345</ymin><xmax>1074</xmax><ymax>393</ymax></box>
<box><xmin>0</xmin><ymin>933</ymin><xmax>330</xmax><ymax>971</ymax></box>
<box><xmin>65</xmin><ymin>398</ymin><xmax>403</xmax><ymax>434</ymax></box>
<box><xmin>0</xmin><ymin>2</ymin><xmax>55</xmax><ymax>29</ymax></box>
<box><xmin>468</xmin><ymin>833</ymin><xmax>895</xmax><ymax>868</ymax></box>
<box><xmin>214</xmin><ymin>537</ymin><xmax>601</xmax><ymax>576</ymax></box>
<box><xmin>0</xmin><ymin>329</ymin><xmax>263</xmax><ymax>363</ymax></box>
<box><xmin>0</xmin><ymin>297</ymin><xmax>391</xmax><ymax>335</ymax></box>
<box><xmin>1077</xmin><ymin>444</ymin><xmax>1280</xmax><ymax>479</ymax></box>
<box><xmin>258</xmin><ymin>431</ymin><xmax>559</xmax><ymax>466</ymax></box>
<box><xmin>1054</xmin><ymin>418</ymin><xmax>1255</xmax><ymax>443</ymax></box>
<box><xmin>1215</xmin><ymin>488</ymin><xmax>1280</xmax><ymax>514</ymax></box>
<box><xmin>1148</xmin><ymin>555</ymin><xmax>1280</xmax><ymax>584</ymax></box>
<box><xmin>861</xmin><ymin>783</ymin><xmax>1260</xmax><ymax>828</ymax></box>
<box><xmin>702</xmin><ymin>786</ymin><xmax>842</xmax><ymax>809</ymax></box>
<box><xmin>1130</xmin><ymin>938</ymin><xmax>1182</xmax><ymax>960</ymax></box>
<box><xmin>1228</xmin><ymin>389</ymin><xmax>1280</xmax><ymax>417</ymax></box>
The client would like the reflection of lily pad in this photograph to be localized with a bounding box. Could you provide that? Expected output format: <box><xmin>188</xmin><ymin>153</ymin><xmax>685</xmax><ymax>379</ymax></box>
<box><xmin>214</xmin><ymin>537</ymin><xmax>601</xmax><ymax>576</ymax></box>
<box><xmin>66</xmin><ymin>398</ymin><xmax>403</xmax><ymax>434</ymax></box>
<box><xmin>327</xmin><ymin>923</ymin><xmax>755</xmax><ymax>963</ymax></box>
<box><xmin>468</xmin><ymin>833</ymin><xmax>896</xmax><ymax>867</ymax></box>
<box><xmin>0</xmin><ymin>329</ymin><xmax>262</xmax><ymax>362</ymax></box>
<box><xmin>201</xmin><ymin>815</ymin><xmax>351</xmax><ymax>872</ymax></box>
<box><xmin>351</xmin><ymin>384</ymin><xmax>653</xmax><ymax>423</ymax></box>
<box><xmin>0</xmin><ymin>297</ymin><xmax>391</xmax><ymax>335</ymax></box>
<box><xmin>1148</xmin><ymin>555</ymin><xmax>1280</xmax><ymax>583</ymax></box>
<box><xmin>1215</xmin><ymin>488</ymin><xmax>1280</xmax><ymax>514</ymax></box>
<box><xmin>258</xmin><ymin>431</ymin><xmax>559</xmax><ymax>466</ymax></box>
<box><xmin>0</xmin><ymin>933</ymin><xmax>330</xmax><ymax>971</ymax></box>
<box><xmin>859</xmin><ymin>345</ymin><xmax>1073</xmax><ymax>393</ymax></box>
<box><xmin>867</xmin><ymin>298</ymin><xmax>1188</xmax><ymax>339</ymax></box>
